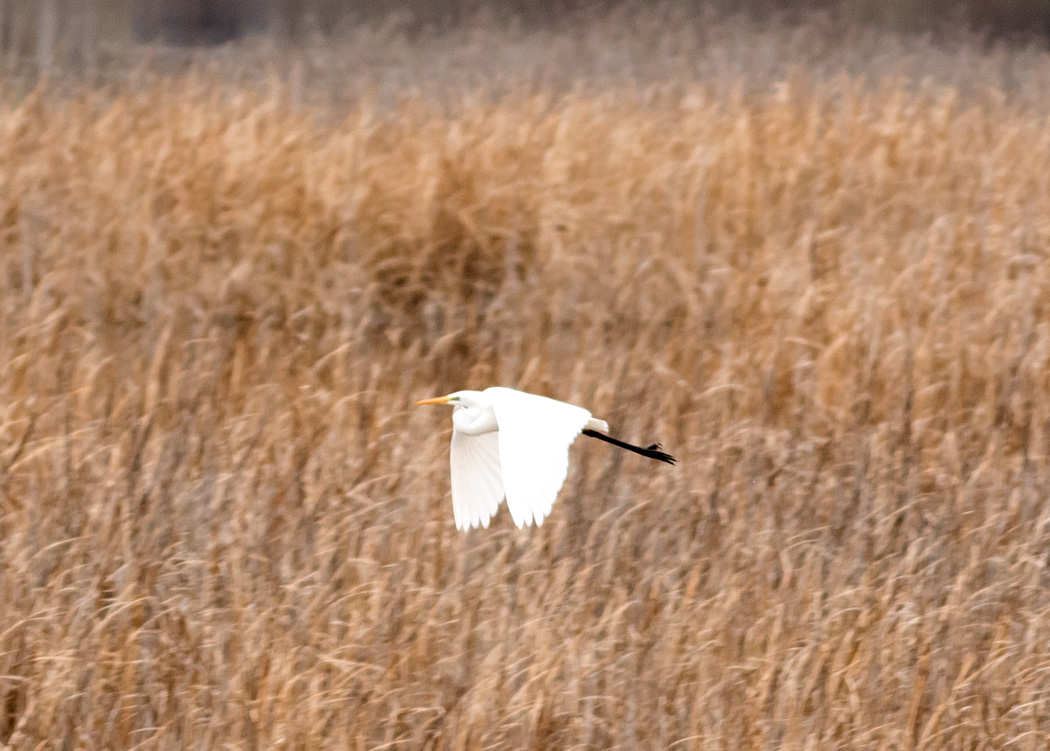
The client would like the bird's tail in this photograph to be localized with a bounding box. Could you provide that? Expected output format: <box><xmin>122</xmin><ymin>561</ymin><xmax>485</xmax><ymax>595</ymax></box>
<box><xmin>586</xmin><ymin>417</ymin><xmax>610</xmax><ymax>433</ymax></box>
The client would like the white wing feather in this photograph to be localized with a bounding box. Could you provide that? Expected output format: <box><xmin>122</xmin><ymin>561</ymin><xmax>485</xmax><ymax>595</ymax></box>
<box><xmin>488</xmin><ymin>387</ymin><xmax>592</xmax><ymax>528</ymax></box>
<box><xmin>450</xmin><ymin>429</ymin><xmax>504</xmax><ymax>531</ymax></box>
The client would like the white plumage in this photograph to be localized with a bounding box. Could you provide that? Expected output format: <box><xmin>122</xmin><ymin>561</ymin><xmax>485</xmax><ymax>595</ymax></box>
<box><xmin>490</xmin><ymin>387</ymin><xmax>597</xmax><ymax>529</ymax></box>
<box><xmin>417</xmin><ymin>386</ymin><xmax>673</xmax><ymax>532</ymax></box>
<box><xmin>449</xmin><ymin>429</ymin><xmax>503</xmax><ymax>530</ymax></box>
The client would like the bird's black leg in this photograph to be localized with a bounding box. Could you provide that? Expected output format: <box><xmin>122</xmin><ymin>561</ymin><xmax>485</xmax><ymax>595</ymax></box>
<box><xmin>582</xmin><ymin>430</ymin><xmax>677</xmax><ymax>464</ymax></box>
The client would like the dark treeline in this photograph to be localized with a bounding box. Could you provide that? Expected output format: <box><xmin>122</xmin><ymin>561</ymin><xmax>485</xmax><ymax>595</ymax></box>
<box><xmin>0</xmin><ymin>0</ymin><xmax>1048</xmax><ymax>52</ymax></box>
<box><xmin>133</xmin><ymin>0</ymin><xmax>1050</xmax><ymax>42</ymax></box>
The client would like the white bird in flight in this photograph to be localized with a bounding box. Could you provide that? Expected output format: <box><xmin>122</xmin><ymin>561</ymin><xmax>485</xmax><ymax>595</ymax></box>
<box><xmin>416</xmin><ymin>387</ymin><xmax>675</xmax><ymax>530</ymax></box>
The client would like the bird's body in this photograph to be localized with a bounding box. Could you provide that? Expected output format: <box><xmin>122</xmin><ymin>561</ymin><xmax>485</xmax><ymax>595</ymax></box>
<box><xmin>417</xmin><ymin>387</ymin><xmax>675</xmax><ymax>530</ymax></box>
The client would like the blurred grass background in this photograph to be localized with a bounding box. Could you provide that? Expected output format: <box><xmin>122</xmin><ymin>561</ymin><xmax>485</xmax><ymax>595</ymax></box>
<box><xmin>2</xmin><ymin>3</ymin><xmax>1050</xmax><ymax>750</ymax></box>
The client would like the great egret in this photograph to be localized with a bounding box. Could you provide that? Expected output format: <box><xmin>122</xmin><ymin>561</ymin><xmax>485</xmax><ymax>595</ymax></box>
<box><xmin>416</xmin><ymin>387</ymin><xmax>675</xmax><ymax>530</ymax></box>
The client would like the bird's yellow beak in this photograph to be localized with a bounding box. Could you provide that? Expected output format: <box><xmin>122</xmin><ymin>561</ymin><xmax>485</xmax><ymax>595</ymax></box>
<box><xmin>416</xmin><ymin>395</ymin><xmax>453</xmax><ymax>406</ymax></box>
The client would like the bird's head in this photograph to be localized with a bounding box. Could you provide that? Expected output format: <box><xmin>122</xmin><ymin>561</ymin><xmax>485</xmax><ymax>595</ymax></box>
<box><xmin>416</xmin><ymin>390</ymin><xmax>483</xmax><ymax>410</ymax></box>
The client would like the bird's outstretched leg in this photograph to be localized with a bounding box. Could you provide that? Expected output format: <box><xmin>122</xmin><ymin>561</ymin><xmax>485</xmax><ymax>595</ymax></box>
<box><xmin>582</xmin><ymin>429</ymin><xmax>677</xmax><ymax>464</ymax></box>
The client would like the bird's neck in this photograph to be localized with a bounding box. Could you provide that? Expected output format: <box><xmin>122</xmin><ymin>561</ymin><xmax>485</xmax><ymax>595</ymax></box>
<box><xmin>452</xmin><ymin>406</ymin><xmax>498</xmax><ymax>435</ymax></box>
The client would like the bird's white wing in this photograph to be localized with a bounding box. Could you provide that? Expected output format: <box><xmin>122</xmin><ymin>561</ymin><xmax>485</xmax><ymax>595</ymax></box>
<box><xmin>489</xmin><ymin>387</ymin><xmax>592</xmax><ymax>528</ymax></box>
<box><xmin>450</xmin><ymin>429</ymin><xmax>504</xmax><ymax>531</ymax></box>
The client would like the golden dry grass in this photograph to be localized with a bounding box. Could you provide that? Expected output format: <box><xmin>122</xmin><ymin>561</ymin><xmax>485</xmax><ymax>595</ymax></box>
<box><xmin>3</xmin><ymin>17</ymin><xmax>1050</xmax><ymax>750</ymax></box>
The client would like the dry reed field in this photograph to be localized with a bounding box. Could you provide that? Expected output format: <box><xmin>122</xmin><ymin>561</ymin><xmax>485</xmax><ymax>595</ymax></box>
<box><xmin>4</xmin><ymin>13</ymin><xmax>1050</xmax><ymax>750</ymax></box>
